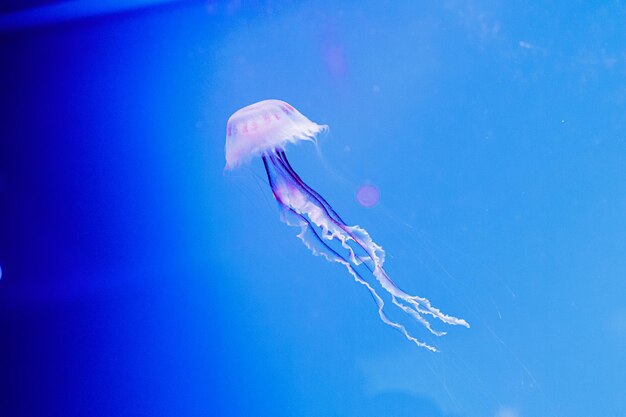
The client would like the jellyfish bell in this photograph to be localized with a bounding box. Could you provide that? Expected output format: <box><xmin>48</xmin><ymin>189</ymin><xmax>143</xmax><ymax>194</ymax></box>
<box><xmin>224</xmin><ymin>99</ymin><xmax>327</xmax><ymax>170</ymax></box>
<box><xmin>225</xmin><ymin>99</ymin><xmax>468</xmax><ymax>351</ymax></box>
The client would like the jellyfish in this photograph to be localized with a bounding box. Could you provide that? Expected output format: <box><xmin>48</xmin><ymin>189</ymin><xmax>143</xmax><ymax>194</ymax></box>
<box><xmin>225</xmin><ymin>99</ymin><xmax>469</xmax><ymax>351</ymax></box>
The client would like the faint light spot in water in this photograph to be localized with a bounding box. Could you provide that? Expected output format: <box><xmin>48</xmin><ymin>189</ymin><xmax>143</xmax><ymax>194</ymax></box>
<box><xmin>322</xmin><ymin>44</ymin><xmax>347</xmax><ymax>78</ymax></box>
<box><xmin>206</xmin><ymin>0</ymin><xmax>218</xmax><ymax>14</ymax></box>
<box><xmin>608</xmin><ymin>309</ymin><xmax>626</xmax><ymax>337</ymax></box>
<box><xmin>495</xmin><ymin>407</ymin><xmax>519</xmax><ymax>417</ymax></box>
<box><xmin>0</xmin><ymin>265</ymin><xmax>2</xmax><ymax>280</ymax></box>
<box><xmin>356</xmin><ymin>183</ymin><xmax>380</xmax><ymax>208</ymax></box>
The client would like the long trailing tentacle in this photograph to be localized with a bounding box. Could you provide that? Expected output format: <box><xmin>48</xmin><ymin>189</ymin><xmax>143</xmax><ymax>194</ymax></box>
<box><xmin>275</xmin><ymin>151</ymin><xmax>469</xmax><ymax>328</ymax></box>
<box><xmin>279</xmin><ymin>200</ymin><xmax>438</xmax><ymax>351</ymax></box>
<box><xmin>262</xmin><ymin>149</ymin><xmax>468</xmax><ymax>350</ymax></box>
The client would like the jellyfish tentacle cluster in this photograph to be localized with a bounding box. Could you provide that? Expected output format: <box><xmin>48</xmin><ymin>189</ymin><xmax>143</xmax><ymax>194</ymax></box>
<box><xmin>225</xmin><ymin>99</ymin><xmax>468</xmax><ymax>351</ymax></box>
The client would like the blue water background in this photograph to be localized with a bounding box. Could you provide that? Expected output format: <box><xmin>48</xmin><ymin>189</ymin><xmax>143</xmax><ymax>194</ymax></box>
<box><xmin>1</xmin><ymin>1</ymin><xmax>625</xmax><ymax>416</ymax></box>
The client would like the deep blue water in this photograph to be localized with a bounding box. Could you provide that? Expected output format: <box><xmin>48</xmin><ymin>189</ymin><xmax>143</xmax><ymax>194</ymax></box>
<box><xmin>1</xmin><ymin>1</ymin><xmax>626</xmax><ymax>416</ymax></box>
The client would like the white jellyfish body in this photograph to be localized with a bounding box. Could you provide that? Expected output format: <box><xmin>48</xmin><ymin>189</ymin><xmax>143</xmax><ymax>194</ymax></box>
<box><xmin>225</xmin><ymin>99</ymin><xmax>468</xmax><ymax>351</ymax></box>
<box><xmin>225</xmin><ymin>99</ymin><xmax>327</xmax><ymax>169</ymax></box>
